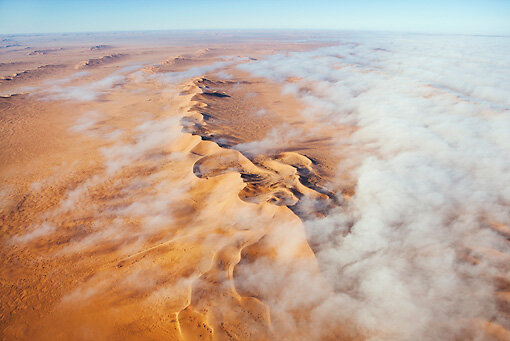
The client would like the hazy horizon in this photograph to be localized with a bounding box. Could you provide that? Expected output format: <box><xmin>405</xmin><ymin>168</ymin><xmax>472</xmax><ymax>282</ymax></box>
<box><xmin>2</xmin><ymin>28</ymin><xmax>510</xmax><ymax>38</ymax></box>
<box><xmin>1</xmin><ymin>0</ymin><xmax>509</xmax><ymax>36</ymax></box>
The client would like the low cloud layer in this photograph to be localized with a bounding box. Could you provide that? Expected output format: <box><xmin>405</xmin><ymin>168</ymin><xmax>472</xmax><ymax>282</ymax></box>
<box><xmin>41</xmin><ymin>65</ymin><xmax>144</xmax><ymax>101</ymax></box>
<box><xmin>43</xmin><ymin>74</ymin><xmax>125</xmax><ymax>101</ymax></box>
<box><xmin>7</xmin><ymin>35</ymin><xmax>509</xmax><ymax>339</ymax></box>
<box><xmin>238</xmin><ymin>33</ymin><xmax>510</xmax><ymax>339</ymax></box>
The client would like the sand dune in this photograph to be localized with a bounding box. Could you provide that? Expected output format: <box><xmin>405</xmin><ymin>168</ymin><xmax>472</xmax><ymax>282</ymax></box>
<box><xmin>0</xmin><ymin>41</ymin><xmax>327</xmax><ymax>339</ymax></box>
<box><xmin>90</xmin><ymin>45</ymin><xmax>113</xmax><ymax>51</ymax></box>
<box><xmin>27</xmin><ymin>48</ymin><xmax>64</xmax><ymax>56</ymax></box>
<box><xmin>0</xmin><ymin>32</ymin><xmax>509</xmax><ymax>341</ymax></box>
<box><xmin>76</xmin><ymin>54</ymin><xmax>128</xmax><ymax>69</ymax></box>
<box><xmin>185</xmin><ymin>79</ymin><xmax>335</xmax><ymax>217</ymax></box>
<box><xmin>0</xmin><ymin>64</ymin><xmax>66</xmax><ymax>83</ymax></box>
<box><xmin>147</xmin><ymin>56</ymin><xmax>209</xmax><ymax>73</ymax></box>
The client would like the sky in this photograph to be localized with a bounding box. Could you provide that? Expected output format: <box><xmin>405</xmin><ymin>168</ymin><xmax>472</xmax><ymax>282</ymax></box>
<box><xmin>0</xmin><ymin>0</ymin><xmax>509</xmax><ymax>35</ymax></box>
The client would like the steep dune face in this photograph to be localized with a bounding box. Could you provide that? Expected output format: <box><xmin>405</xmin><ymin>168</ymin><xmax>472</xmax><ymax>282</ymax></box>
<box><xmin>1</xmin><ymin>32</ymin><xmax>509</xmax><ymax>341</ymax></box>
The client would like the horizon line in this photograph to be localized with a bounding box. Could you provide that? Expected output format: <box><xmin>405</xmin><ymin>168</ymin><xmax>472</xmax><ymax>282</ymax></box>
<box><xmin>2</xmin><ymin>28</ymin><xmax>509</xmax><ymax>39</ymax></box>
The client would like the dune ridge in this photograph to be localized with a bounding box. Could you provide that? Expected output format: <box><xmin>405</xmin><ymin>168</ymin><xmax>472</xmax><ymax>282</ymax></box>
<box><xmin>1</xmin><ymin>62</ymin><xmax>342</xmax><ymax>339</ymax></box>
<box><xmin>0</xmin><ymin>64</ymin><xmax>66</xmax><ymax>84</ymax></box>
<box><xmin>76</xmin><ymin>54</ymin><xmax>128</xmax><ymax>69</ymax></box>
<box><xmin>90</xmin><ymin>45</ymin><xmax>113</xmax><ymax>51</ymax></box>
<box><xmin>167</xmin><ymin>81</ymin><xmax>349</xmax><ymax>340</ymax></box>
<box><xmin>27</xmin><ymin>48</ymin><xmax>64</xmax><ymax>56</ymax></box>
<box><xmin>182</xmin><ymin>78</ymin><xmax>340</xmax><ymax>219</ymax></box>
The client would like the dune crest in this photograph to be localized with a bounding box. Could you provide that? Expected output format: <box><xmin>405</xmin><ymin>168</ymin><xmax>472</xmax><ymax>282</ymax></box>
<box><xmin>181</xmin><ymin>77</ymin><xmax>340</xmax><ymax>218</ymax></box>
<box><xmin>0</xmin><ymin>64</ymin><xmax>66</xmax><ymax>84</ymax></box>
<box><xmin>76</xmin><ymin>53</ymin><xmax>128</xmax><ymax>69</ymax></box>
<box><xmin>90</xmin><ymin>45</ymin><xmax>113</xmax><ymax>51</ymax></box>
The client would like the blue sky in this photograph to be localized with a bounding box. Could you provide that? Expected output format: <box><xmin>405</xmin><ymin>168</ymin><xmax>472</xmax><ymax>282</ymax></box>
<box><xmin>0</xmin><ymin>0</ymin><xmax>509</xmax><ymax>35</ymax></box>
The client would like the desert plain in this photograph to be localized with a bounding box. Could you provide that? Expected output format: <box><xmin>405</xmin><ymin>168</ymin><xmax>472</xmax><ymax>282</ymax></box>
<box><xmin>0</xmin><ymin>31</ymin><xmax>509</xmax><ymax>340</ymax></box>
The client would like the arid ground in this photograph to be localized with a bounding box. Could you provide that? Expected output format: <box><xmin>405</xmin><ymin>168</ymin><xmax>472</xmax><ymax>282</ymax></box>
<box><xmin>1</xmin><ymin>31</ymin><xmax>509</xmax><ymax>340</ymax></box>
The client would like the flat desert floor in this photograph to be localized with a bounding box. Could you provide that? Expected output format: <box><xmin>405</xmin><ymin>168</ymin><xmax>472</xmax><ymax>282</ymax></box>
<box><xmin>1</xmin><ymin>31</ymin><xmax>509</xmax><ymax>340</ymax></box>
